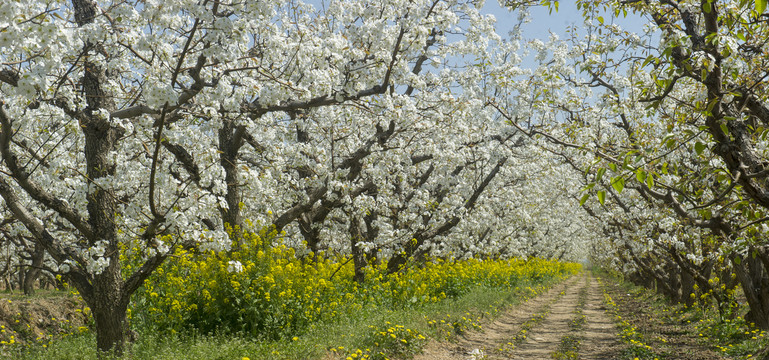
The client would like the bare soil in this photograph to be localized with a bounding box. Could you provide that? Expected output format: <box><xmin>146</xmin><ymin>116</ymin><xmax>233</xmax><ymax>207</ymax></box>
<box><xmin>505</xmin><ymin>276</ymin><xmax>585</xmax><ymax>359</ymax></box>
<box><xmin>0</xmin><ymin>291</ymin><xmax>89</xmax><ymax>346</ymax></box>
<box><xmin>601</xmin><ymin>280</ymin><xmax>727</xmax><ymax>360</ymax></box>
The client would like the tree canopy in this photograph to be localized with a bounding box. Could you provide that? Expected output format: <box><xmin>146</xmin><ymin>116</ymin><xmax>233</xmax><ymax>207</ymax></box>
<box><xmin>1</xmin><ymin>0</ymin><xmax>768</xmax><ymax>354</ymax></box>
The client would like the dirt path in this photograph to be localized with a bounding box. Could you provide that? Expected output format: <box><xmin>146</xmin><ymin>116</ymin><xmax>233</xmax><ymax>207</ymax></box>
<box><xmin>505</xmin><ymin>276</ymin><xmax>585</xmax><ymax>359</ymax></box>
<box><xmin>415</xmin><ymin>273</ymin><xmax>620</xmax><ymax>360</ymax></box>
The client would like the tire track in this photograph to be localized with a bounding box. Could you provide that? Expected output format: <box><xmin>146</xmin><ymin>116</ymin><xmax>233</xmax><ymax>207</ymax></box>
<box><xmin>580</xmin><ymin>277</ymin><xmax>623</xmax><ymax>359</ymax></box>
<box><xmin>504</xmin><ymin>274</ymin><xmax>587</xmax><ymax>359</ymax></box>
<box><xmin>415</xmin><ymin>274</ymin><xmax>583</xmax><ymax>360</ymax></box>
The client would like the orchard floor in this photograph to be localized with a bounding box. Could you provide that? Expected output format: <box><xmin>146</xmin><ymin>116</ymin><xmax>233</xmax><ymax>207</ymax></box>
<box><xmin>0</xmin><ymin>291</ymin><xmax>88</xmax><ymax>348</ymax></box>
<box><xmin>3</xmin><ymin>273</ymin><xmax>756</xmax><ymax>359</ymax></box>
<box><xmin>413</xmin><ymin>272</ymin><xmax>728</xmax><ymax>360</ymax></box>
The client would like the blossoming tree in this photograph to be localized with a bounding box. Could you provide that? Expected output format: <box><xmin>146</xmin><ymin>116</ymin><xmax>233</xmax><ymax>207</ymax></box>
<box><xmin>1</xmin><ymin>0</ymin><xmax>601</xmax><ymax>354</ymax></box>
<box><xmin>489</xmin><ymin>0</ymin><xmax>769</xmax><ymax>328</ymax></box>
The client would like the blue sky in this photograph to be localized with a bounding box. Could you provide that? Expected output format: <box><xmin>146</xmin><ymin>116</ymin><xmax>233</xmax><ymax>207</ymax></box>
<box><xmin>485</xmin><ymin>1</ymin><xmax>651</xmax><ymax>41</ymax></box>
<box><xmin>305</xmin><ymin>1</ymin><xmax>650</xmax><ymax>47</ymax></box>
<box><xmin>485</xmin><ymin>1</ymin><xmax>583</xmax><ymax>41</ymax></box>
<box><xmin>481</xmin><ymin>1</ymin><xmax>653</xmax><ymax>68</ymax></box>
<box><xmin>303</xmin><ymin>1</ymin><xmax>654</xmax><ymax>74</ymax></box>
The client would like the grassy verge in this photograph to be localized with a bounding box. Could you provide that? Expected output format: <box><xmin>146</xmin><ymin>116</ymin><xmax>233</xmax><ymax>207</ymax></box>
<box><xmin>3</xmin><ymin>228</ymin><xmax>581</xmax><ymax>359</ymax></box>
<box><xmin>600</xmin><ymin>281</ymin><xmax>659</xmax><ymax>360</ymax></box>
<box><xmin>11</xmin><ymin>280</ymin><xmax>561</xmax><ymax>360</ymax></box>
<box><xmin>8</xmin><ymin>268</ymin><xmax>576</xmax><ymax>359</ymax></box>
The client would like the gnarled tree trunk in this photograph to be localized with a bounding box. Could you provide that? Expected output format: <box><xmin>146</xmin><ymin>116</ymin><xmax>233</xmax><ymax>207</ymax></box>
<box><xmin>733</xmin><ymin>249</ymin><xmax>769</xmax><ymax>330</ymax></box>
<box><xmin>22</xmin><ymin>242</ymin><xmax>45</xmax><ymax>295</ymax></box>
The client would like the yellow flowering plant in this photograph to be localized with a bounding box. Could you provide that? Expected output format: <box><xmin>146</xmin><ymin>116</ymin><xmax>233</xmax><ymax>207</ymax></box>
<box><xmin>130</xmin><ymin>227</ymin><xmax>360</xmax><ymax>339</ymax></box>
<box><xmin>128</xmin><ymin>224</ymin><xmax>580</xmax><ymax>341</ymax></box>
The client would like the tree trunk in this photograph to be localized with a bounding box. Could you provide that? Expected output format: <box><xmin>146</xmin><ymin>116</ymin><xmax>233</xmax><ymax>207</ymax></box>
<box><xmin>628</xmin><ymin>271</ymin><xmax>653</xmax><ymax>288</ymax></box>
<box><xmin>218</xmin><ymin>119</ymin><xmax>245</xmax><ymax>241</ymax></box>
<box><xmin>349</xmin><ymin>217</ymin><xmax>367</xmax><ymax>283</ymax></box>
<box><xmin>387</xmin><ymin>157</ymin><xmax>506</xmax><ymax>274</ymax></box>
<box><xmin>71</xmin><ymin>0</ymin><xmax>131</xmax><ymax>353</ymax></box>
<box><xmin>732</xmin><ymin>252</ymin><xmax>769</xmax><ymax>330</ymax></box>
<box><xmin>23</xmin><ymin>242</ymin><xmax>45</xmax><ymax>295</ymax></box>
<box><xmin>17</xmin><ymin>265</ymin><xmax>24</xmax><ymax>293</ymax></box>
<box><xmin>94</xmin><ymin>308</ymin><xmax>127</xmax><ymax>356</ymax></box>
<box><xmin>363</xmin><ymin>212</ymin><xmax>380</xmax><ymax>267</ymax></box>
<box><xmin>670</xmin><ymin>261</ymin><xmax>684</xmax><ymax>303</ymax></box>
<box><xmin>296</xmin><ymin>198</ymin><xmax>339</xmax><ymax>261</ymax></box>
<box><xmin>90</xmin><ymin>270</ymin><xmax>129</xmax><ymax>355</ymax></box>
<box><xmin>82</xmin><ymin>118</ymin><xmax>125</xmax><ymax>354</ymax></box>
<box><xmin>22</xmin><ymin>268</ymin><xmax>40</xmax><ymax>295</ymax></box>
<box><xmin>679</xmin><ymin>269</ymin><xmax>695</xmax><ymax>307</ymax></box>
<box><xmin>298</xmin><ymin>215</ymin><xmax>322</xmax><ymax>257</ymax></box>
<box><xmin>386</xmin><ymin>239</ymin><xmax>417</xmax><ymax>274</ymax></box>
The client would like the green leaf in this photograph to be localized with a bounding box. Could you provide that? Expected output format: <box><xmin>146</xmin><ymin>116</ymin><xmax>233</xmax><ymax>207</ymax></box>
<box><xmin>646</xmin><ymin>173</ymin><xmax>655</xmax><ymax>188</ymax></box>
<box><xmin>580</xmin><ymin>193</ymin><xmax>590</xmax><ymax>206</ymax></box>
<box><xmin>611</xmin><ymin>177</ymin><xmax>625</xmax><ymax>194</ymax></box>
<box><xmin>596</xmin><ymin>167</ymin><xmax>606</xmax><ymax>181</ymax></box>
<box><xmin>597</xmin><ymin>16</ymin><xmax>604</xmax><ymax>24</ymax></box>
<box><xmin>694</xmin><ymin>141</ymin><xmax>706</xmax><ymax>156</ymax></box>
<box><xmin>758</xmin><ymin>0</ymin><xmax>767</xmax><ymax>15</ymax></box>
<box><xmin>597</xmin><ymin>190</ymin><xmax>606</xmax><ymax>205</ymax></box>
<box><xmin>666</xmin><ymin>138</ymin><xmax>677</xmax><ymax>150</ymax></box>
<box><xmin>636</xmin><ymin>170</ymin><xmax>646</xmax><ymax>183</ymax></box>
<box><xmin>641</xmin><ymin>55</ymin><xmax>654</xmax><ymax>68</ymax></box>
<box><xmin>720</xmin><ymin>123</ymin><xmax>730</xmax><ymax>136</ymax></box>
<box><xmin>716</xmin><ymin>173</ymin><xmax>728</xmax><ymax>183</ymax></box>
<box><xmin>608</xmin><ymin>163</ymin><xmax>617</xmax><ymax>172</ymax></box>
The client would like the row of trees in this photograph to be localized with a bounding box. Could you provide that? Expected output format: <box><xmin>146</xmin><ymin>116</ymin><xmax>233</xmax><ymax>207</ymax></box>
<box><xmin>490</xmin><ymin>0</ymin><xmax>769</xmax><ymax>330</ymax></box>
<box><xmin>4</xmin><ymin>0</ymin><xmax>767</xmax><ymax>355</ymax></box>
<box><xmin>0</xmin><ymin>0</ymin><xmax>596</xmax><ymax>354</ymax></box>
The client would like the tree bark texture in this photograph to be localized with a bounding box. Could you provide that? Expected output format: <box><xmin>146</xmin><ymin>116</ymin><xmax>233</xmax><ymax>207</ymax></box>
<box><xmin>22</xmin><ymin>242</ymin><xmax>45</xmax><ymax>295</ymax></box>
<box><xmin>733</xmin><ymin>252</ymin><xmax>769</xmax><ymax>330</ymax></box>
<box><xmin>74</xmin><ymin>0</ymin><xmax>130</xmax><ymax>354</ymax></box>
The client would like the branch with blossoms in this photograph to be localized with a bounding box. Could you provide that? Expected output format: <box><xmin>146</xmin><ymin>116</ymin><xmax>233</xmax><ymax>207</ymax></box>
<box><xmin>0</xmin><ymin>103</ymin><xmax>95</xmax><ymax>240</ymax></box>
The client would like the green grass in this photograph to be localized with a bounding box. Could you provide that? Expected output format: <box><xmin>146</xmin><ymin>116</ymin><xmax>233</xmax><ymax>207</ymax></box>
<box><xmin>9</xmin><ymin>278</ymin><xmax>565</xmax><ymax>360</ymax></box>
<box><xmin>0</xmin><ymin>288</ymin><xmax>79</xmax><ymax>301</ymax></box>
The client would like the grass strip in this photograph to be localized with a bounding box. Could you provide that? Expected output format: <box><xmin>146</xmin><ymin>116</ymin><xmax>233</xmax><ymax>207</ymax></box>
<box><xmin>9</xmin><ymin>276</ymin><xmax>571</xmax><ymax>360</ymax></box>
